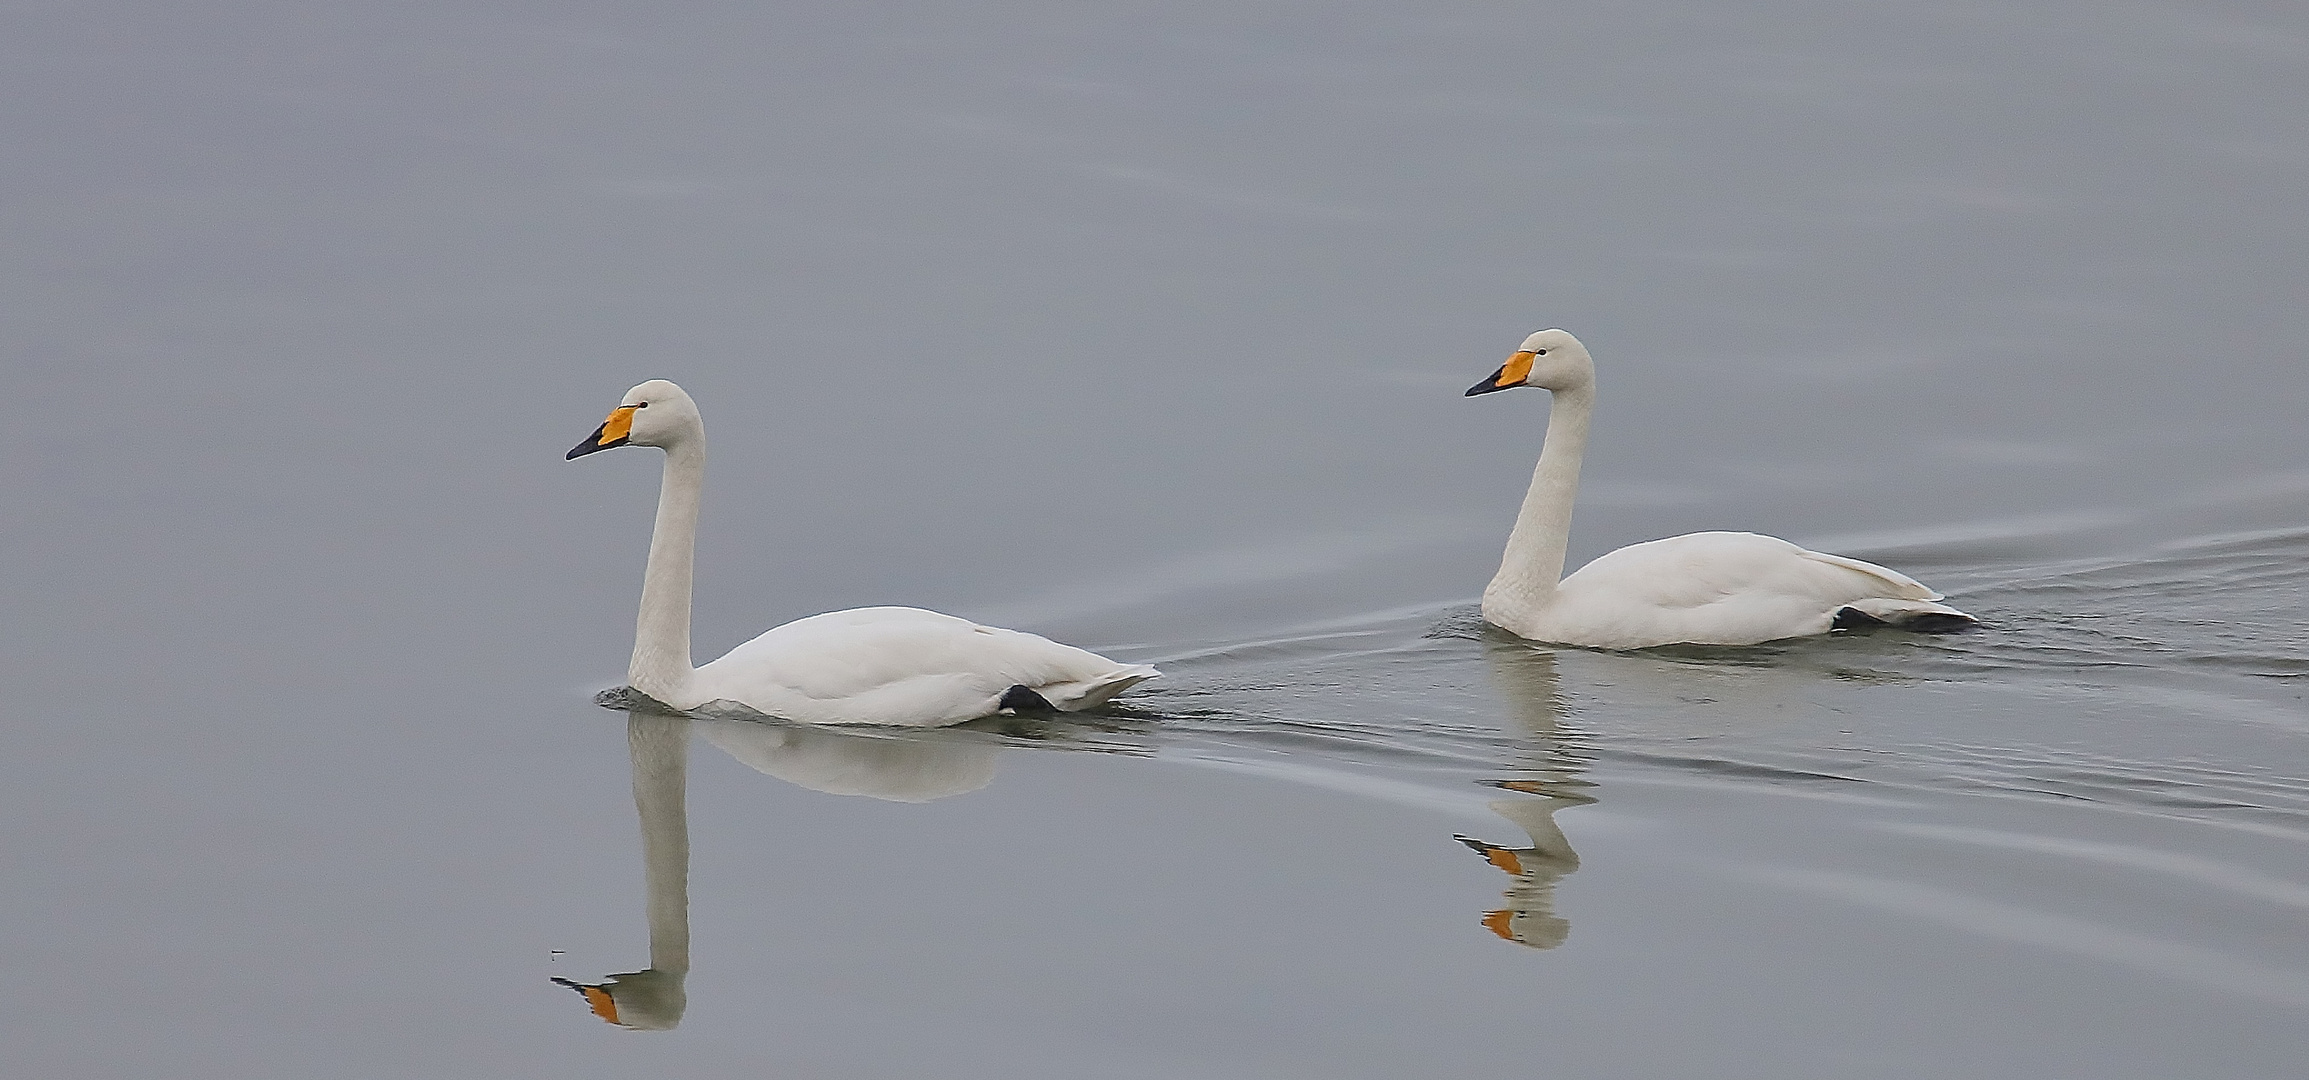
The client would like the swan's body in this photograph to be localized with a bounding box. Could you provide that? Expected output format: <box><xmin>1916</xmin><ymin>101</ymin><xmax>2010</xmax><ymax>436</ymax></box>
<box><xmin>691</xmin><ymin>606</ymin><xmax>1149</xmax><ymax>724</ymax></box>
<box><xmin>1466</xmin><ymin>330</ymin><xmax>1973</xmax><ymax>649</ymax></box>
<box><xmin>569</xmin><ymin>381</ymin><xmax>1155</xmax><ymax>726</ymax></box>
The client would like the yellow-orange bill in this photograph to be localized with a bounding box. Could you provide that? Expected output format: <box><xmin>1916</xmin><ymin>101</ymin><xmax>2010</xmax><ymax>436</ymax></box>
<box><xmin>601</xmin><ymin>406</ymin><xmax>636</xmax><ymax>443</ymax></box>
<box><xmin>1498</xmin><ymin>350</ymin><xmax>1535</xmax><ymax>387</ymax></box>
<box><xmin>568</xmin><ymin>405</ymin><xmax>638</xmax><ymax>459</ymax></box>
<box><xmin>1465</xmin><ymin>351</ymin><xmax>1537</xmax><ymax>396</ymax></box>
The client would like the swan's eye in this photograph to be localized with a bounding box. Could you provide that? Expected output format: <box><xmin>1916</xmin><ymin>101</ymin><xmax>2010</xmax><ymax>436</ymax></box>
<box><xmin>1535</xmin><ymin>349</ymin><xmax>1547</xmax><ymax>355</ymax></box>
<box><xmin>631</xmin><ymin>402</ymin><xmax>648</xmax><ymax>409</ymax></box>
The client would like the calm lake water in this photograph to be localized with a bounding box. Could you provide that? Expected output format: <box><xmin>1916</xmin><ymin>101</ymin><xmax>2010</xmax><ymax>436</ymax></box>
<box><xmin>6</xmin><ymin>2</ymin><xmax>2306</xmax><ymax>1077</ymax></box>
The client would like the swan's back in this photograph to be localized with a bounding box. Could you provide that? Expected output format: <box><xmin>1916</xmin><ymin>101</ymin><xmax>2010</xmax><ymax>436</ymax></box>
<box><xmin>693</xmin><ymin>607</ymin><xmax>1156</xmax><ymax>726</ymax></box>
<box><xmin>1526</xmin><ymin>532</ymin><xmax>1948</xmax><ymax>648</ymax></box>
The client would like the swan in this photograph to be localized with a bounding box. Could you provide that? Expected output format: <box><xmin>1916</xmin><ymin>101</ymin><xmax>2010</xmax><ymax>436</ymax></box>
<box><xmin>1464</xmin><ymin>330</ymin><xmax>1974</xmax><ymax>649</ymax></box>
<box><xmin>567</xmin><ymin>380</ymin><xmax>1156</xmax><ymax>725</ymax></box>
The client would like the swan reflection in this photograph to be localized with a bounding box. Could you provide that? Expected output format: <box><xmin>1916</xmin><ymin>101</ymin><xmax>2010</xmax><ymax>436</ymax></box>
<box><xmin>554</xmin><ymin>711</ymin><xmax>693</xmax><ymax>1029</ymax></box>
<box><xmin>1452</xmin><ymin>640</ymin><xmax>1596</xmax><ymax>950</ymax></box>
<box><xmin>556</xmin><ymin>711</ymin><xmax>1015</xmax><ymax>1027</ymax></box>
<box><xmin>698</xmin><ymin>717</ymin><xmax>1003</xmax><ymax>802</ymax></box>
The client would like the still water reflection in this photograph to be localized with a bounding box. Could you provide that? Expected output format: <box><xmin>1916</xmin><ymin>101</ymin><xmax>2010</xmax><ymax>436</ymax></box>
<box><xmin>560</xmin><ymin>641</ymin><xmax>1614</xmax><ymax>1030</ymax></box>
<box><xmin>553</xmin><ymin>713</ymin><xmax>693</xmax><ymax>1030</ymax></box>
<box><xmin>1453</xmin><ymin>644</ymin><xmax>1596</xmax><ymax>950</ymax></box>
<box><xmin>557</xmin><ymin>710</ymin><xmax>1039</xmax><ymax>1027</ymax></box>
<box><xmin>697</xmin><ymin>716</ymin><xmax>1003</xmax><ymax>803</ymax></box>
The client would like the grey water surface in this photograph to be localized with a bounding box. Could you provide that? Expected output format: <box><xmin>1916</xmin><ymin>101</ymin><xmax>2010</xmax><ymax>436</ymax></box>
<box><xmin>5</xmin><ymin>2</ymin><xmax>2307</xmax><ymax>1077</ymax></box>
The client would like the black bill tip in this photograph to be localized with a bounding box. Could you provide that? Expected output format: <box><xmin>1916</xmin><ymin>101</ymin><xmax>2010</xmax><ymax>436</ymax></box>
<box><xmin>1466</xmin><ymin>366</ymin><xmax>1518</xmax><ymax>396</ymax></box>
<box><xmin>567</xmin><ymin>424</ymin><xmax>627</xmax><ymax>459</ymax></box>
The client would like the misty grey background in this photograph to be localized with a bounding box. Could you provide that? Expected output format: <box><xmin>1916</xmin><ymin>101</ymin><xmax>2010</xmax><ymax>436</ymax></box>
<box><xmin>4</xmin><ymin>2</ymin><xmax>2305</xmax><ymax>1077</ymax></box>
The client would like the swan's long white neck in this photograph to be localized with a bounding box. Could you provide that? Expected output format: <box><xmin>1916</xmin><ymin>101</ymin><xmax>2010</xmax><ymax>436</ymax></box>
<box><xmin>1484</xmin><ymin>383</ymin><xmax>1593</xmax><ymax>613</ymax></box>
<box><xmin>631</xmin><ymin>437</ymin><xmax>704</xmax><ymax>705</ymax></box>
<box><xmin>628</xmin><ymin>712</ymin><xmax>691</xmax><ymax>977</ymax></box>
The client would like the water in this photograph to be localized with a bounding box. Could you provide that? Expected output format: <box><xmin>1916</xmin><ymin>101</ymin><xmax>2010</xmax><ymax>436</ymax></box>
<box><xmin>5</xmin><ymin>2</ymin><xmax>2307</xmax><ymax>1076</ymax></box>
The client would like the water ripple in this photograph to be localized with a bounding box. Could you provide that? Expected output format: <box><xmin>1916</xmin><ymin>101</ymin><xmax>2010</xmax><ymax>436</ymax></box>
<box><xmin>1121</xmin><ymin>526</ymin><xmax>2309</xmax><ymax>831</ymax></box>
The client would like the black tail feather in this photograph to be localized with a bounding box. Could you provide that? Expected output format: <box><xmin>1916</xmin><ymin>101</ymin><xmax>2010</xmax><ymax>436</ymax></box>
<box><xmin>997</xmin><ymin>684</ymin><xmax>1055</xmax><ymax>713</ymax></box>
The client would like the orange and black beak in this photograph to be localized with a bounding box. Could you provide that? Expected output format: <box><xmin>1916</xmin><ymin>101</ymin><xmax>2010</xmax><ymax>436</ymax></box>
<box><xmin>1466</xmin><ymin>350</ymin><xmax>1537</xmax><ymax>396</ymax></box>
<box><xmin>567</xmin><ymin>405</ymin><xmax>638</xmax><ymax>459</ymax></box>
<box><xmin>550</xmin><ymin>976</ymin><xmax>622</xmax><ymax>1025</ymax></box>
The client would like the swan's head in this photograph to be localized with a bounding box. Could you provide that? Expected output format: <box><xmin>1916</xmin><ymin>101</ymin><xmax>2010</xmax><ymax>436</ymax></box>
<box><xmin>1465</xmin><ymin>329</ymin><xmax>1594</xmax><ymax>396</ymax></box>
<box><xmin>551</xmin><ymin>969</ymin><xmax>686</xmax><ymax>1030</ymax></box>
<box><xmin>567</xmin><ymin>380</ymin><xmax>702</xmax><ymax>459</ymax></box>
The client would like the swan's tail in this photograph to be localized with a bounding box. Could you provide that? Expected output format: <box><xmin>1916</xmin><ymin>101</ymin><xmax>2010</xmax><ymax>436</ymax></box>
<box><xmin>1043</xmin><ymin>665</ymin><xmax>1160</xmax><ymax>711</ymax></box>
<box><xmin>1835</xmin><ymin>598</ymin><xmax>1976</xmax><ymax>632</ymax></box>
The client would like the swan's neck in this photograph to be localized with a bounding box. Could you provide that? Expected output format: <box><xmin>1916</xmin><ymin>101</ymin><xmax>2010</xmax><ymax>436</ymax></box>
<box><xmin>1486</xmin><ymin>384</ymin><xmax>1593</xmax><ymax>613</ymax></box>
<box><xmin>631</xmin><ymin>440</ymin><xmax>703</xmax><ymax>705</ymax></box>
<box><xmin>629</xmin><ymin>713</ymin><xmax>691</xmax><ymax>977</ymax></box>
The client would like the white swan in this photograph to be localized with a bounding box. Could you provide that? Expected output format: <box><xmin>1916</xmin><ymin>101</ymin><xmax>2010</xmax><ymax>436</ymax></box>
<box><xmin>568</xmin><ymin>380</ymin><xmax>1157</xmax><ymax>725</ymax></box>
<box><xmin>1464</xmin><ymin>330</ymin><xmax>1974</xmax><ymax>649</ymax></box>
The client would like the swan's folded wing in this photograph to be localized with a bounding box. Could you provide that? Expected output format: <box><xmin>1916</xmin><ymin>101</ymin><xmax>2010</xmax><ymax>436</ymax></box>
<box><xmin>1561</xmin><ymin>532</ymin><xmax>1821</xmax><ymax>608</ymax></box>
<box><xmin>1539</xmin><ymin>532</ymin><xmax>1954</xmax><ymax>647</ymax></box>
<box><xmin>694</xmin><ymin>606</ymin><xmax>1152</xmax><ymax>724</ymax></box>
<box><xmin>1794</xmin><ymin>548</ymin><xmax>1941</xmax><ymax>601</ymax></box>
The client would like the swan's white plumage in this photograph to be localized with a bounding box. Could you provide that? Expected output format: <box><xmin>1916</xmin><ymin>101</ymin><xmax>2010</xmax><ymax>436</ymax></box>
<box><xmin>694</xmin><ymin>606</ymin><xmax>1156</xmax><ymax>727</ymax></box>
<box><xmin>1505</xmin><ymin>531</ymin><xmax>1966</xmax><ymax>650</ymax></box>
<box><xmin>571</xmin><ymin>380</ymin><xmax>1154</xmax><ymax>726</ymax></box>
<box><xmin>1469</xmin><ymin>330</ymin><xmax>1972</xmax><ymax>649</ymax></box>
